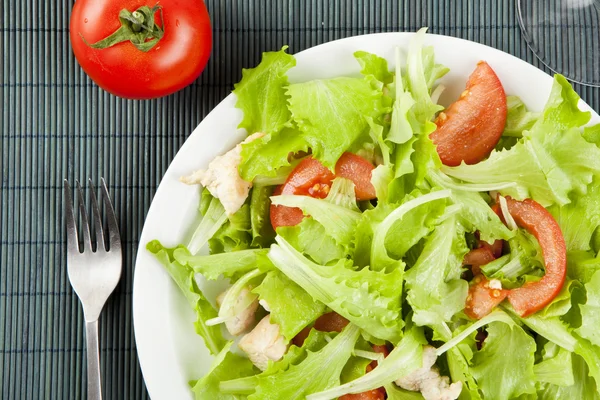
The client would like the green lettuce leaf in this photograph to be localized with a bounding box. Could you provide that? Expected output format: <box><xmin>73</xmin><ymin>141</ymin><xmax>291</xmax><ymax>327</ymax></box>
<box><xmin>146</xmin><ymin>240</ymin><xmax>227</xmax><ymax>355</ymax></box>
<box><xmin>307</xmin><ymin>325</ymin><xmax>425</xmax><ymax>400</ymax></box>
<box><xmin>482</xmin><ymin>229</ymin><xmax>545</xmax><ymax>289</ymax></box>
<box><xmin>253</xmin><ymin>270</ymin><xmax>326</xmax><ymax>341</ymax></box>
<box><xmin>326</xmin><ymin>177</ymin><xmax>360</xmax><ymax>211</ymax></box>
<box><xmin>404</xmin><ymin>215</ymin><xmax>469</xmax><ymax>338</ymax></box>
<box><xmin>219</xmin><ymin>328</ymin><xmax>330</xmax><ymax>395</ymax></box>
<box><xmin>388</xmin><ymin>47</ymin><xmax>416</xmax><ymax>145</ymax></box>
<box><xmin>385</xmin><ymin>384</ymin><xmax>426</xmax><ymax>399</ymax></box>
<box><xmin>568</xmin><ymin>250</ymin><xmax>600</xmax><ymax>284</ymax></box>
<box><xmin>384</xmin><ymin>194</ymin><xmax>446</xmax><ymax>260</ymax></box>
<box><xmin>249</xmin><ymin>324</ymin><xmax>360</xmax><ymax>400</ymax></box>
<box><xmin>549</xmin><ymin>178</ymin><xmax>600</xmax><ymax>252</ymax></box>
<box><xmin>239</xmin><ymin>128</ymin><xmax>309</xmax><ymax>181</ymax></box>
<box><xmin>504</xmin><ymin>306</ymin><xmax>577</xmax><ymax>352</ymax></box>
<box><xmin>371</xmin><ymin>164</ymin><xmax>395</xmax><ymax>203</ymax></box>
<box><xmin>287</xmin><ymin>76</ymin><xmax>387</xmax><ymax>168</ymax></box>
<box><xmin>537</xmin><ymin>353</ymin><xmax>600</xmax><ymax>400</ymax></box>
<box><xmin>268</xmin><ymin>235</ymin><xmax>404</xmax><ymax>342</ymax></box>
<box><xmin>504</xmin><ymin>95</ymin><xmax>540</xmax><ymax>137</ymax></box>
<box><xmin>233</xmin><ymin>47</ymin><xmax>296</xmax><ymax>135</ymax></box>
<box><xmin>445</xmin><ymin>188</ymin><xmax>514</xmax><ymax>243</ymax></box>
<box><xmin>353</xmin><ymin>202</ymin><xmax>395</xmax><ymax>268</ymax></box>
<box><xmin>270</xmin><ymin>194</ymin><xmax>361</xmax><ymax>246</ymax></box>
<box><xmin>208</xmin><ymin>203</ymin><xmax>252</xmax><ymax>254</ymax></box>
<box><xmin>576</xmin><ymin>270</ymin><xmax>600</xmax><ymax>347</ymax></box>
<box><xmin>191</xmin><ymin>342</ymin><xmax>258</xmax><ymax>399</ymax></box>
<box><xmin>370</xmin><ymin>190</ymin><xmax>451</xmax><ymax>272</ymax></box>
<box><xmin>188</xmin><ymin>194</ymin><xmax>228</xmax><ymax>255</ymax></box>
<box><xmin>470</xmin><ymin>322</ymin><xmax>537</xmax><ymax>400</ymax></box>
<box><xmin>533</xmin><ymin>341</ymin><xmax>574</xmax><ymax>386</ymax></box>
<box><xmin>406</xmin><ymin>27</ymin><xmax>446</xmax><ymax>122</ymax></box>
<box><xmin>277</xmin><ymin>217</ymin><xmax>347</xmax><ymax>265</ymax></box>
<box><xmin>354</xmin><ymin>50</ymin><xmax>394</xmax><ymax>86</ymax></box>
<box><xmin>173</xmin><ymin>248</ymin><xmax>270</xmax><ymax>280</ymax></box>
<box><xmin>446</xmin><ymin>345</ymin><xmax>482</xmax><ymax>400</ymax></box>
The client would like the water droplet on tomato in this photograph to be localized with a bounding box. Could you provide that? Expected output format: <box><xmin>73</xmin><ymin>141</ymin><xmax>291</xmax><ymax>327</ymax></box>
<box><xmin>175</xmin><ymin>19</ymin><xmax>180</xmax><ymax>27</ymax></box>
<box><xmin>84</xmin><ymin>18</ymin><xmax>88</xmax><ymax>23</ymax></box>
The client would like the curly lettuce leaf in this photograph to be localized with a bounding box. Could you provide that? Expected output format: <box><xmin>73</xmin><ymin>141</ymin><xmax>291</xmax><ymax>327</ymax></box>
<box><xmin>191</xmin><ymin>342</ymin><xmax>259</xmax><ymax>400</ymax></box>
<box><xmin>568</xmin><ymin>250</ymin><xmax>600</xmax><ymax>284</ymax></box>
<box><xmin>370</xmin><ymin>190</ymin><xmax>451</xmax><ymax>272</ymax></box>
<box><xmin>287</xmin><ymin>76</ymin><xmax>387</xmax><ymax>168</ymax></box>
<box><xmin>576</xmin><ymin>270</ymin><xmax>600</xmax><ymax>347</ymax></box>
<box><xmin>208</xmin><ymin>204</ymin><xmax>252</xmax><ymax>254</ymax></box>
<box><xmin>504</xmin><ymin>95</ymin><xmax>540</xmax><ymax>137</ymax></box>
<box><xmin>537</xmin><ymin>352</ymin><xmax>600</xmax><ymax>400</ymax></box>
<box><xmin>446</xmin><ymin>345</ymin><xmax>482</xmax><ymax>400</ymax></box>
<box><xmin>446</xmin><ymin>188</ymin><xmax>514</xmax><ymax>243</ymax></box>
<box><xmin>233</xmin><ymin>47</ymin><xmax>296</xmax><ymax>135</ymax></box>
<box><xmin>173</xmin><ymin>247</ymin><xmax>270</xmax><ymax>280</ymax></box>
<box><xmin>549</xmin><ymin>178</ymin><xmax>600</xmax><ymax>252</ymax></box>
<box><xmin>270</xmin><ymin>194</ymin><xmax>361</xmax><ymax>246</ymax></box>
<box><xmin>253</xmin><ymin>270</ymin><xmax>326</xmax><ymax>341</ymax></box>
<box><xmin>404</xmin><ymin>215</ymin><xmax>469</xmax><ymax>337</ymax></box>
<box><xmin>388</xmin><ymin>48</ymin><xmax>416</xmax><ymax>145</ymax></box>
<box><xmin>219</xmin><ymin>328</ymin><xmax>331</xmax><ymax>395</ymax></box>
<box><xmin>249</xmin><ymin>324</ymin><xmax>360</xmax><ymax>400</ymax></box>
<box><xmin>277</xmin><ymin>217</ymin><xmax>347</xmax><ymax>265</ymax></box>
<box><xmin>146</xmin><ymin>240</ymin><xmax>227</xmax><ymax>355</ymax></box>
<box><xmin>534</xmin><ymin>341</ymin><xmax>574</xmax><ymax>387</ymax></box>
<box><xmin>307</xmin><ymin>325</ymin><xmax>425</xmax><ymax>400</ymax></box>
<box><xmin>470</xmin><ymin>322</ymin><xmax>537</xmax><ymax>400</ymax></box>
<box><xmin>239</xmin><ymin>128</ymin><xmax>309</xmax><ymax>181</ymax></box>
<box><xmin>406</xmin><ymin>27</ymin><xmax>447</xmax><ymax>122</ymax></box>
<box><xmin>354</xmin><ymin>50</ymin><xmax>394</xmax><ymax>86</ymax></box>
<box><xmin>268</xmin><ymin>235</ymin><xmax>404</xmax><ymax>342</ymax></box>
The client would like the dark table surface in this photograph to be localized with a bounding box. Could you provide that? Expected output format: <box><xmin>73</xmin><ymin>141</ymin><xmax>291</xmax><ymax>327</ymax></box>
<box><xmin>2</xmin><ymin>0</ymin><xmax>599</xmax><ymax>399</ymax></box>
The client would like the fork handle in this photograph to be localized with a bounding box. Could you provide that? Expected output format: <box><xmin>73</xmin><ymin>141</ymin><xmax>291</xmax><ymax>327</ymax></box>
<box><xmin>86</xmin><ymin>320</ymin><xmax>103</xmax><ymax>400</ymax></box>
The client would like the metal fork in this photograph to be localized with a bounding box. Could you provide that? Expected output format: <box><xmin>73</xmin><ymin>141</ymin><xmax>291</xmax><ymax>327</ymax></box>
<box><xmin>64</xmin><ymin>178</ymin><xmax>122</xmax><ymax>400</ymax></box>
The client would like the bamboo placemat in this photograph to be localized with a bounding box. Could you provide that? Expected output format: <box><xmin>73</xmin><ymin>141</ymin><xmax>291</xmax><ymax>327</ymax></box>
<box><xmin>2</xmin><ymin>0</ymin><xmax>599</xmax><ymax>398</ymax></box>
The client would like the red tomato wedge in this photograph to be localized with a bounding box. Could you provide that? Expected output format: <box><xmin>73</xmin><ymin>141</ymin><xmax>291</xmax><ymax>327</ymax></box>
<box><xmin>463</xmin><ymin>247</ymin><xmax>496</xmax><ymax>274</ymax></box>
<box><xmin>339</xmin><ymin>389</ymin><xmax>385</xmax><ymax>400</ymax></box>
<box><xmin>270</xmin><ymin>153</ymin><xmax>376</xmax><ymax>230</ymax></box>
<box><xmin>430</xmin><ymin>61</ymin><xmax>507</xmax><ymax>166</ymax></box>
<box><xmin>335</xmin><ymin>152</ymin><xmax>378</xmax><ymax>200</ymax></box>
<box><xmin>466</xmin><ymin>197</ymin><xmax>567</xmax><ymax>319</ymax></box>
<box><xmin>465</xmin><ymin>275</ymin><xmax>509</xmax><ymax>320</ymax></box>
<box><xmin>291</xmin><ymin>311</ymin><xmax>350</xmax><ymax>347</ymax></box>
<box><xmin>481</xmin><ymin>239</ymin><xmax>504</xmax><ymax>259</ymax></box>
<box><xmin>313</xmin><ymin>311</ymin><xmax>350</xmax><ymax>332</ymax></box>
<box><xmin>505</xmin><ymin>197</ymin><xmax>567</xmax><ymax>317</ymax></box>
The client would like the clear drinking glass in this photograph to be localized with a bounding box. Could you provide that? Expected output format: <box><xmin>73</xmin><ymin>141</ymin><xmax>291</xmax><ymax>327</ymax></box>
<box><xmin>517</xmin><ymin>0</ymin><xmax>600</xmax><ymax>87</ymax></box>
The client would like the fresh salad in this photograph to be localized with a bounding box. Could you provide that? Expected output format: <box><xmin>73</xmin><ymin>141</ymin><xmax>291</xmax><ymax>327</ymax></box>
<box><xmin>147</xmin><ymin>28</ymin><xmax>600</xmax><ymax>400</ymax></box>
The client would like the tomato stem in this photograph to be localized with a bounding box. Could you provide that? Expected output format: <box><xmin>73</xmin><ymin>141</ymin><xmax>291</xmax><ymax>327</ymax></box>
<box><xmin>79</xmin><ymin>5</ymin><xmax>164</xmax><ymax>52</ymax></box>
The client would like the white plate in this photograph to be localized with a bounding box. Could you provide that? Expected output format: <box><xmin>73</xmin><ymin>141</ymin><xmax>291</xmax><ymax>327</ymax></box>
<box><xmin>132</xmin><ymin>31</ymin><xmax>599</xmax><ymax>399</ymax></box>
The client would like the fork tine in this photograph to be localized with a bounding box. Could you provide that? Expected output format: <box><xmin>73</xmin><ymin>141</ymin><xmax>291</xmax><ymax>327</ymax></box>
<box><xmin>76</xmin><ymin>180</ymin><xmax>93</xmax><ymax>252</ymax></box>
<box><xmin>88</xmin><ymin>179</ymin><xmax>105</xmax><ymax>252</ymax></box>
<box><xmin>100</xmin><ymin>178</ymin><xmax>121</xmax><ymax>253</ymax></box>
<box><xmin>63</xmin><ymin>180</ymin><xmax>80</xmax><ymax>254</ymax></box>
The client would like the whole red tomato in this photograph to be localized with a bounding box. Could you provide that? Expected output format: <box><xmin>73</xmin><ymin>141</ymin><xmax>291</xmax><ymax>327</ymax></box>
<box><xmin>70</xmin><ymin>0</ymin><xmax>212</xmax><ymax>99</ymax></box>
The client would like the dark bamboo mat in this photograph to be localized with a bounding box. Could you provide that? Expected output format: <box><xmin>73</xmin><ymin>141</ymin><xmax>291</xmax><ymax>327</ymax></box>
<box><xmin>1</xmin><ymin>0</ymin><xmax>599</xmax><ymax>398</ymax></box>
